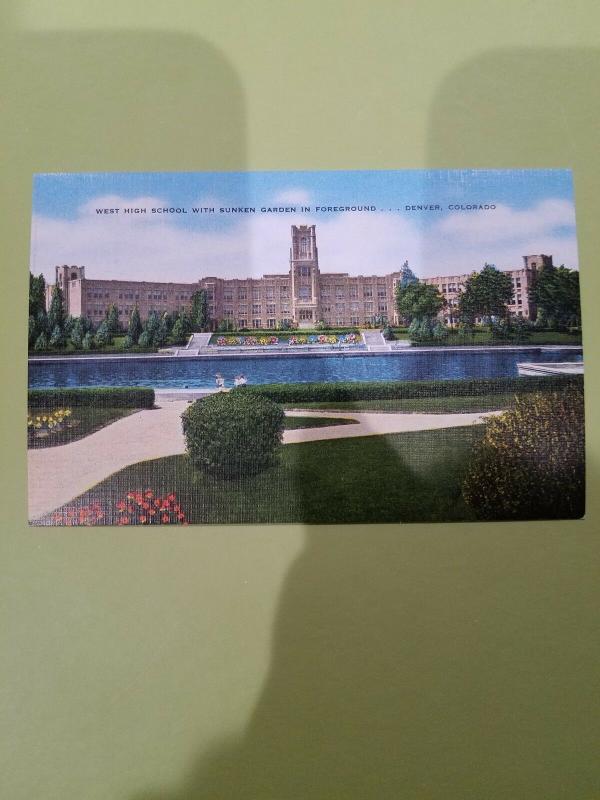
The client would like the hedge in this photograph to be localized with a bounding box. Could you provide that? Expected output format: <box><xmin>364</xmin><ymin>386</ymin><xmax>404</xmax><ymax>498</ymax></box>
<box><xmin>238</xmin><ymin>375</ymin><xmax>583</xmax><ymax>403</ymax></box>
<box><xmin>28</xmin><ymin>387</ymin><xmax>155</xmax><ymax>409</ymax></box>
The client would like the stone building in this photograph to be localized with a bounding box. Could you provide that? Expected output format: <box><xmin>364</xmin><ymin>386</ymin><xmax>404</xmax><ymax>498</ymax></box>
<box><xmin>45</xmin><ymin>225</ymin><xmax>549</xmax><ymax>328</ymax></box>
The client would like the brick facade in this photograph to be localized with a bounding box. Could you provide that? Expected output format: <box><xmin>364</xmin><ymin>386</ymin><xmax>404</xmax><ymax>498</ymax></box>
<box><xmin>45</xmin><ymin>226</ymin><xmax>550</xmax><ymax>328</ymax></box>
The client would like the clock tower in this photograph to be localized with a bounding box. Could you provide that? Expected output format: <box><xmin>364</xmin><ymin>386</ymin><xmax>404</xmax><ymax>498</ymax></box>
<box><xmin>290</xmin><ymin>225</ymin><xmax>320</xmax><ymax>327</ymax></box>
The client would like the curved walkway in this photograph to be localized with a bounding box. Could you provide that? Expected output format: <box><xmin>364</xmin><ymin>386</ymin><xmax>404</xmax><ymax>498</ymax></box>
<box><xmin>28</xmin><ymin>401</ymin><xmax>500</xmax><ymax>520</ymax></box>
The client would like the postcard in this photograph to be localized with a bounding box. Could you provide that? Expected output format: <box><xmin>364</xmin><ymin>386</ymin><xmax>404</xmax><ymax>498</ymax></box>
<box><xmin>27</xmin><ymin>169</ymin><xmax>584</xmax><ymax>525</ymax></box>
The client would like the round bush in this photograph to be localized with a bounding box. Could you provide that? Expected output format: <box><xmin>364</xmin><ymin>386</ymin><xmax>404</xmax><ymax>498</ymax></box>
<box><xmin>182</xmin><ymin>392</ymin><xmax>285</xmax><ymax>478</ymax></box>
<box><xmin>462</xmin><ymin>386</ymin><xmax>585</xmax><ymax>520</ymax></box>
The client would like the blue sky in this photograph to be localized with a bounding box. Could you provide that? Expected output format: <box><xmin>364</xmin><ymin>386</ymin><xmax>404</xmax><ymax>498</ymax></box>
<box><xmin>30</xmin><ymin>170</ymin><xmax>578</xmax><ymax>281</ymax></box>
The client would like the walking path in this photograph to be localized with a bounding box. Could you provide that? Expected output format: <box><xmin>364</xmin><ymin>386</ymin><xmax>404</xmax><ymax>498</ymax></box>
<box><xmin>27</xmin><ymin>401</ymin><xmax>500</xmax><ymax>520</ymax></box>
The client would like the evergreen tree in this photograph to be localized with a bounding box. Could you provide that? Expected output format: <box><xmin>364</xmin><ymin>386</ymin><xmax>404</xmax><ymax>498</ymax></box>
<box><xmin>29</xmin><ymin>273</ymin><xmax>46</xmax><ymax>317</ymax></box>
<box><xmin>191</xmin><ymin>289</ymin><xmax>209</xmax><ymax>331</ymax></box>
<box><xmin>127</xmin><ymin>305</ymin><xmax>143</xmax><ymax>344</ymax></box>
<box><xmin>94</xmin><ymin>320</ymin><xmax>113</xmax><ymax>348</ymax></box>
<box><xmin>82</xmin><ymin>332</ymin><xmax>94</xmax><ymax>350</ymax></box>
<box><xmin>138</xmin><ymin>330</ymin><xmax>152</xmax><ymax>348</ymax></box>
<box><xmin>47</xmin><ymin>284</ymin><xmax>66</xmax><ymax>332</ymax></box>
<box><xmin>105</xmin><ymin>303</ymin><xmax>121</xmax><ymax>334</ymax></box>
<box><xmin>153</xmin><ymin>314</ymin><xmax>170</xmax><ymax>347</ymax></box>
<box><xmin>34</xmin><ymin>331</ymin><xmax>48</xmax><ymax>351</ymax></box>
<box><xmin>49</xmin><ymin>324</ymin><xmax>65</xmax><ymax>348</ymax></box>
<box><xmin>28</xmin><ymin>315</ymin><xmax>38</xmax><ymax>348</ymax></box>
<box><xmin>122</xmin><ymin>334</ymin><xmax>134</xmax><ymax>349</ymax></box>
<box><xmin>142</xmin><ymin>311</ymin><xmax>160</xmax><ymax>344</ymax></box>
<box><xmin>70</xmin><ymin>317</ymin><xmax>85</xmax><ymax>349</ymax></box>
<box><xmin>399</xmin><ymin>260</ymin><xmax>418</xmax><ymax>288</ymax></box>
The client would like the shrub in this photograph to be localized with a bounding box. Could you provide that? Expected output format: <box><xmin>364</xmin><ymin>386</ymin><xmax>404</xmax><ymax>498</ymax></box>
<box><xmin>28</xmin><ymin>387</ymin><xmax>155</xmax><ymax>409</ymax></box>
<box><xmin>242</xmin><ymin>375</ymin><xmax>582</xmax><ymax>404</ymax></box>
<box><xmin>94</xmin><ymin>321</ymin><xmax>113</xmax><ymax>348</ymax></box>
<box><xmin>182</xmin><ymin>392</ymin><xmax>285</xmax><ymax>478</ymax></box>
<box><xmin>82</xmin><ymin>332</ymin><xmax>94</xmax><ymax>350</ymax></box>
<box><xmin>462</xmin><ymin>386</ymin><xmax>585</xmax><ymax>520</ymax></box>
<box><xmin>34</xmin><ymin>331</ymin><xmax>48</xmax><ymax>351</ymax></box>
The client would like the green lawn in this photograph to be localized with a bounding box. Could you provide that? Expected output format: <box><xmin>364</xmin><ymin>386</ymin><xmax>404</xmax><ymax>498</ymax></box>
<box><xmin>411</xmin><ymin>330</ymin><xmax>581</xmax><ymax>347</ymax></box>
<box><xmin>284</xmin><ymin>393</ymin><xmax>528</xmax><ymax>414</ymax></box>
<box><xmin>27</xmin><ymin>407</ymin><xmax>137</xmax><ymax>449</ymax></box>
<box><xmin>36</xmin><ymin>425</ymin><xmax>484</xmax><ymax>525</ymax></box>
<box><xmin>283</xmin><ymin>415</ymin><xmax>357</xmax><ymax>429</ymax></box>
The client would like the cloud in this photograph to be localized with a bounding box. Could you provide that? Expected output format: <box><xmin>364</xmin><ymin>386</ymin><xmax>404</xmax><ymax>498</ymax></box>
<box><xmin>272</xmin><ymin>188</ymin><xmax>312</xmax><ymax>206</ymax></box>
<box><xmin>30</xmin><ymin>194</ymin><xmax>579</xmax><ymax>285</ymax></box>
<box><xmin>436</xmin><ymin>199</ymin><xmax>576</xmax><ymax>244</ymax></box>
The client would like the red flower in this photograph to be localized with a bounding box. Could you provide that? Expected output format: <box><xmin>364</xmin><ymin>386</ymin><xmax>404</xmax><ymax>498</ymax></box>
<box><xmin>139</xmin><ymin>515</ymin><xmax>147</xmax><ymax>524</ymax></box>
<box><xmin>161</xmin><ymin>513</ymin><xmax>169</xmax><ymax>523</ymax></box>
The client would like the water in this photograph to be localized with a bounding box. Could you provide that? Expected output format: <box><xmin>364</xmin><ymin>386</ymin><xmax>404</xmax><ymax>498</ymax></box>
<box><xmin>28</xmin><ymin>349</ymin><xmax>583</xmax><ymax>390</ymax></box>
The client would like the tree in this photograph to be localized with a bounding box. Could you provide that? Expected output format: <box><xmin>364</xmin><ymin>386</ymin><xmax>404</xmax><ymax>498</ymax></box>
<box><xmin>94</xmin><ymin>320</ymin><xmax>113</xmax><ymax>348</ymax></box>
<box><xmin>142</xmin><ymin>311</ymin><xmax>160</xmax><ymax>346</ymax></box>
<box><xmin>154</xmin><ymin>314</ymin><xmax>170</xmax><ymax>347</ymax></box>
<box><xmin>127</xmin><ymin>306</ymin><xmax>143</xmax><ymax>344</ymax></box>
<box><xmin>458</xmin><ymin>264</ymin><xmax>513</xmax><ymax>324</ymax></box>
<box><xmin>82</xmin><ymin>332</ymin><xmax>94</xmax><ymax>350</ymax></box>
<box><xmin>395</xmin><ymin>281</ymin><xmax>445</xmax><ymax>323</ymax></box>
<box><xmin>47</xmin><ymin>284</ymin><xmax>66</xmax><ymax>332</ymax></box>
<box><xmin>531</xmin><ymin>264</ymin><xmax>581</xmax><ymax>330</ymax></box>
<box><xmin>34</xmin><ymin>331</ymin><xmax>48</xmax><ymax>351</ymax></box>
<box><xmin>170</xmin><ymin>310</ymin><xmax>193</xmax><ymax>344</ymax></box>
<box><xmin>69</xmin><ymin>317</ymin><xmax>85</xmax><ymax>349</ymax></box>
<box><xmin>105</xmin><ymin>303</ymin><xmax>121</xmax><ymax>334</ymax></box>
<box><xmin>399</xmin><ymin>260</ymin><xmax>418</xmax><ymax>288</ymax></box>
<box><xmin>28</xmin><ymin>315</ymin><xmax>38</xmax><ymax>348</ymax></box>
<box><xmin>49</xmin><ymin>324</ymin><xmax>65</xmax><ymax>348</ymax></box>
<box><xmin>191</xmin><ymin>289</ymin><xmax>209</xmax><ymax>331</ymax></box>
<box><xmin>29</xmin><ymin>273</ymin><xmax>46</xmax><ymax>318</ymax></box>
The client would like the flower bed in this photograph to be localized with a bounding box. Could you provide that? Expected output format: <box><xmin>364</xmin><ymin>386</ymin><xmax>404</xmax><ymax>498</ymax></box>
<box><xmin>28</xmin><ymin>408</ymin><xmax>74</xmax><ymax>438</ymax></box>
<box><xmin>46</xmin><ymin>490</ymin><xmax>188</xmax><ymax>526</ymax></box>
<box><xmin>213</xmin><ymin>332</ymin><xmax>360</xmax><ymax>347</ymax></box>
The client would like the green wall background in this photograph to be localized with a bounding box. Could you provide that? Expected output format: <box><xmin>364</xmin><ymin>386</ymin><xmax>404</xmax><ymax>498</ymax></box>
<box><xmin>2</xmin><ymin>2</ymin><xmax>599</xmax><ymax>798</ymax></box>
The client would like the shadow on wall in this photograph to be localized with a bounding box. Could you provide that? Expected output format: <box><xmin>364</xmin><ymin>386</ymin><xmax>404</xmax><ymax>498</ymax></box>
<box><xmin>130</xmin><ymin>48</ymin><xmax>599</xmax><ymax>800</ymax></box>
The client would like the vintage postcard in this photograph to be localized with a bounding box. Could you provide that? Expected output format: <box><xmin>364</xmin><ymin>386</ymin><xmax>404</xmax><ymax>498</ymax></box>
<box><xmin>27</xmin><ymin>170</ymin><xmax>584</xmax><ymax>525</ymax></box>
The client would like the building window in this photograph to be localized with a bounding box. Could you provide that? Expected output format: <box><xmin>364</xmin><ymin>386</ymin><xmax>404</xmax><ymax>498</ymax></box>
<box><xmin>266</xmin><ymin>304</ymin><xmax>276</xmax><ymax>315</ymax></box>
<box><xmin>267</xmin><ymin>318</ymin><xmax>276</xmax><ymax>329</ymax></box>
<box><xmin>350</xmin><ymin>315</ymin><xmax>359</xmax><ymax>326</ymax></box>
<box><xmin>252</xmin><ymin>304</ymin><xmax>261</xmax><ymax>315</ymax></box>
<box><xmin>298</xmin><ymin>286</ymin><xmax>310</xmax><ymax>301</ymax></box>
<box><xmin>252</xmin><ymin>318</ymin><xmax>261</xmax><ymax>329</ymax></box>
<box><xmin>363</xmin><ymin>286</ymin><xmax>373</xmax><ymax>298</ymax></box>
<box><xmin>266</xmin><ymin>287</ymin><xmax>275</xmax><ymax>299</ymax></box>
<box><xmin>223</xmin><ymin>291</ymin><xmax>233</xmax><ymax>301</ymax></box>
<box><xmin>238</xmin><ymin>319</ymin><xmax>247</xmax><ymax>328</ymax></box>
<box><xmin>300</xmin><ymin>266</ymin><xmax>310</xmax><ymax>277</ymax></box>
<box><xmin>378</xmin><ymin>303</ymin><xmax>387</xmax><ymax>312</ymax></box>
<box><xmin>252</xmin><ymin>288</ymin><xmax>261</xmax><ymax>300</ymax></box>
<box><xmin>364</xmin><ymin>302</ymin><xmax>373</xmax><ymax>312</ymax></box>
<box><xmin>377</xmin><ymin>286</ymin><xmax>387</xmax><ymax>297</ymax></box>
<box><xmin>238</xmin><ymin>289</ymin><xmax>247</xmax><ymax>300</ymax></box>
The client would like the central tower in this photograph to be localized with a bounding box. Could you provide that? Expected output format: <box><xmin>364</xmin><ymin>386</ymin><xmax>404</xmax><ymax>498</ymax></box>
<box><xmin>290</xmin><ymin>224</ymin><xmax>320</xmax><ymax>327</ymax></box>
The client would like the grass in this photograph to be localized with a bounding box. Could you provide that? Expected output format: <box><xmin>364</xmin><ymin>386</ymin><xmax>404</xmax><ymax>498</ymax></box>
<box><xmin>27</xmin><ymin>406</ymin><xmax>137</xmax><ymax>449</ymax></box>
<box><xmin>34</xmin><ymin>425</ymin><xmax>484</xmax><ymax>525</ymax></box>
<box><xmin>283</xmin><ymin>393</ymin><xmax>529</xmax><ymax>414</ymax></box>
<box><xmin>283</xmin><ymin>415</ymin><xmax>357</xmax><ymax>429</ymax></box>
<box><xmin>410</xmin><ymin>330</ymin><xmax>582</xmax><ymax>347</ymax></box>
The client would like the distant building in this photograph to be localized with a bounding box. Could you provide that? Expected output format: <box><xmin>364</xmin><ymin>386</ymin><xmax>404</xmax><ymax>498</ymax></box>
<box><xmin>45</xmin><ymin>225</ymin><xmax>550</xmax><ymax>327</ymax></box>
